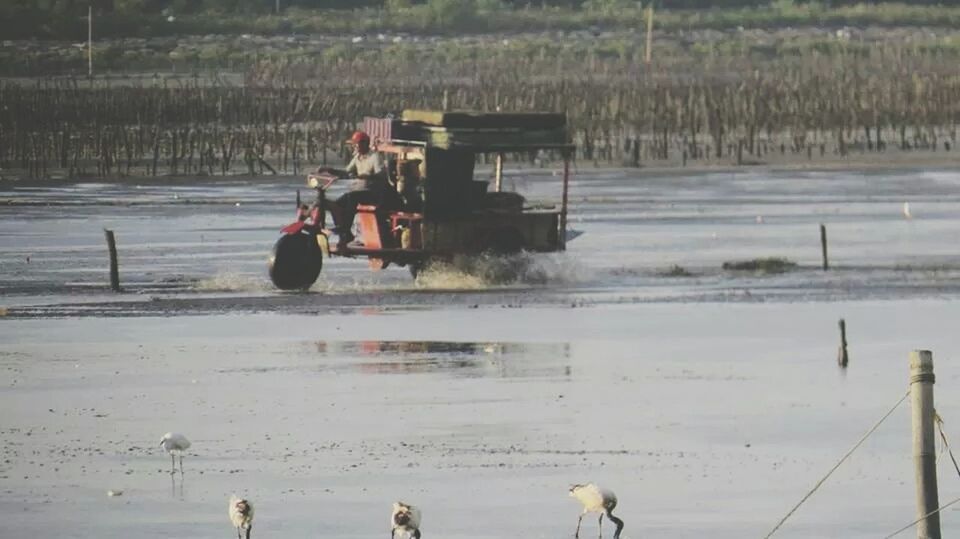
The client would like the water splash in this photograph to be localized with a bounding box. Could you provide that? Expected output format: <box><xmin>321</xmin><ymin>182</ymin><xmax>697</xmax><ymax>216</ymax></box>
<box><xmin>415</xmin><ymin>253</ymin><xmax>586</xmax><ymax>289</ymax></box>
<box><xmin>194</xmin><ymin>272</ymin><xmax>271</xmax><ymax>292</ymax></box>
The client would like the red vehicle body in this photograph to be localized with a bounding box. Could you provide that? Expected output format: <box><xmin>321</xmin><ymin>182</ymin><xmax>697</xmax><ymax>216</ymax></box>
<box><xmin>268</xmin><ymin>110</ymin><xmax>575</xmax><ymax>290</ymax></box>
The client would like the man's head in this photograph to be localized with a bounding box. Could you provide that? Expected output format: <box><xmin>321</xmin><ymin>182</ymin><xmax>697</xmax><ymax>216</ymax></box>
<box><xmin>348</xmin><ymin>130</ymin><xmax>371</xmax><ymax>155</ymax></box>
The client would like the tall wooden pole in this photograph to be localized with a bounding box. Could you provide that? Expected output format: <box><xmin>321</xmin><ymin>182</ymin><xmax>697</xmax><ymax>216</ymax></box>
<box><xmin>494</xmin><ymin>153</ymin><xmax>503</xmax><ymax>192</ymax></box>
<box><xmin>87</xmin><ymin>5</ymin><xmax>93</xmax><ymax>78</ymax></box>
<box><xmin>910</xmin><ymin>350</ymin><xmax>941</xmax><ymax>539</ymax></box>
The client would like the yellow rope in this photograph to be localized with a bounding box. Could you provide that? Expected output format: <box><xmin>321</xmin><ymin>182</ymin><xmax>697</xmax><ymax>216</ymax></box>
<box><xmin>763</xmin><ymin>389</ymin><xmax>910</xmax><ymax>538</ymax></box>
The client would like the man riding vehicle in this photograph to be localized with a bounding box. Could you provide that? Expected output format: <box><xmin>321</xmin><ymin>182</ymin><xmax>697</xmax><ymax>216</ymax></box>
<box><xmin>317</xmin><ymin>130</ymin><xmax>397</xmax><ymax>248</ymax></box>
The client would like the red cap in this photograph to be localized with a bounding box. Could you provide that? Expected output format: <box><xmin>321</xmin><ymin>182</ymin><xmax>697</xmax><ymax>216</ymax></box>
<box><xmin>348</xmin><ymin>131</ymin><xmax>370</xmax><ymax>145</ymax></box>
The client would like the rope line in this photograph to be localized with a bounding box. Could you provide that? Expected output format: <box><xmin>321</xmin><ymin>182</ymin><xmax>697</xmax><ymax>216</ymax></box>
<box><xmin>935</xmin><ymin>412</ymin><xmax>960</xmax><ymax>481</ymax></box>
<box><xmin>763</xmin><ymin>389</ymin><xmax>910</xmax><ymax>539</ymax></box>
<box><xmin>882</xmin><ymin>495</ymin><xmax>960</xmax><ymax>538</ymax></box>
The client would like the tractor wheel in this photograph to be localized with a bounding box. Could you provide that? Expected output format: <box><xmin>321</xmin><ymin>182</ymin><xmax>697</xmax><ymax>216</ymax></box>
<box><xmin>268</xmin><ymin>233</ymin><xmax>322</xmax><ymax>290</ymax></box>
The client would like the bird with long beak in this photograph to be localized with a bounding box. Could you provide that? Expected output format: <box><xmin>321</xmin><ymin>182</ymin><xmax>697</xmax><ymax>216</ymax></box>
<box><xmin>569</xmin><ymin>483</ymin><xmax>624</xmax><ymax>539</ymax></box>
<box><xmin>229</xmin><ymin>495</ymin><xmax>254</xmax><ymax>539</ymax></box>
<box><xmin>391</xmin><ymin>501</ymin><xmax>422</xmax><ymax>539</ymax></box>
<box><xmin>159</xmin><ymin>432</ymin><xmax>190</xmax><ymax>474</ymax></box>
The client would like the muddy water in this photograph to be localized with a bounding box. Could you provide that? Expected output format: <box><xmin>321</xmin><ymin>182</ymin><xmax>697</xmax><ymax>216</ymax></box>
<box><xmin>3</xmin><ymin>168</ymin><xmax>960</xmax><ymax>538</ymax></box>
<box><xmin>3</xmin><ymin>167</ymin><xmax>960</xmax><ymax>313</ymax></box>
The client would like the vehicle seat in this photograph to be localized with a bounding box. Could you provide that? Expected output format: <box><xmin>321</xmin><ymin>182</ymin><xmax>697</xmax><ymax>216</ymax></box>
<box><xmin>356</xmin><ymin>204</ymin><xmax>389</xmax><ymax>249</ymax></box>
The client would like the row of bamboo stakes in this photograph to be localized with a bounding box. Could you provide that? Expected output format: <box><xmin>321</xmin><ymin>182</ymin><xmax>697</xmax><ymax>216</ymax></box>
<box><xmin>2</xmin><ymin>51</ymin><xmax>959</xmax><ymax>178</ymax></box>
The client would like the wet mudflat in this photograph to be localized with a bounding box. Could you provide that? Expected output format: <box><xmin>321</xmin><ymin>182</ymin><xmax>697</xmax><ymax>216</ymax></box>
<box><xmin>3</xmin><ymin>167</ymin><xmax>960</xmax><ymax>538</ymax></box>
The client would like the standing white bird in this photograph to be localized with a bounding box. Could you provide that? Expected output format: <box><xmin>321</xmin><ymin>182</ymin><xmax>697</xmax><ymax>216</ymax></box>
<box><xmin>159</xmin><ymin>432</ymin><xmax>190</xmax><ymax>474</ymax></box>
<box><xmin>391</xmin><ymin>501</ymin><xmax>422</xmax><ymax>539</ymax></box>
<box><xmin>229</xmin><ymin>494</ymin><xmax>254</xmax><ymax>539</ymax></box>
<box><xmin>903</xmin><ymin>202</ymin><xmax>913</xmax><ymax>219</ymax></box>
<box><xmin>569</xmin><ymin>483</ymin><xmax>624</xmax><ymax>539</ymax></box>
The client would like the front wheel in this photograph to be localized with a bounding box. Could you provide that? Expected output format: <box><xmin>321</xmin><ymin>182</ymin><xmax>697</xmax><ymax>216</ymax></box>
<box><xmin>268</xmin><ymin>233</ymin><xmax>323</xmax><ymax>290</ymax></box>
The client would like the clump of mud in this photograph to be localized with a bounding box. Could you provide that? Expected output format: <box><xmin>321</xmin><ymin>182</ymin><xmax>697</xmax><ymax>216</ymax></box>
<box><xmin>658</xmin><ymin>264</ymin><xmax>696</xmax><ymax>277</ymax></box>
<box><xmin>722</xmin><ymin>257</ymin><xmax>797</xmax><ymax>274</ymax></box>
<box><xmin>415</xmin><ymin>253</ymin><xmax>585</xmax><ymax>289</ymax></box>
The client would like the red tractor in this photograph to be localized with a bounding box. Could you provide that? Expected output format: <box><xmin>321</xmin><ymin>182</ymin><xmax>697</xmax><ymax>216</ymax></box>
<box><xmin>268</xmin><ymin>110</ymin><xmax>575</xmax><ymax>290</ymax></box>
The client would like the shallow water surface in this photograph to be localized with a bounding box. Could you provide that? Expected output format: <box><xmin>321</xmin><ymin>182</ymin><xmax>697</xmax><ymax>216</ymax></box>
<box><xmin>3</xmin><ymin>168</ymin><xmax>960</xmax><ymax>538</ymax></box>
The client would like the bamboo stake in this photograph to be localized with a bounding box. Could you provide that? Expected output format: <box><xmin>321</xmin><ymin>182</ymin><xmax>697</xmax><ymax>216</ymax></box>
<box><xmin>820</xmin><ymin>223</ymin><xmax>829</xmax><ymax>271</ymax></box>
<box><xmin>836</xmin><ymin>319</ymin><xmax>848</xmax><ymax>368</ymax></box>
<box><xmin>104</xmin><ymin>229</ymin><xmax>120</xmax><ymax>292</ymax></box>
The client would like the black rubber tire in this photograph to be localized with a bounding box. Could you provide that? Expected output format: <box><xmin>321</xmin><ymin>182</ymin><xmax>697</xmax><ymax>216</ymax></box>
<box><xmin>268</xmin><ymin>233</ymin><xmax>322</xmax><ymax>290</ymax></box>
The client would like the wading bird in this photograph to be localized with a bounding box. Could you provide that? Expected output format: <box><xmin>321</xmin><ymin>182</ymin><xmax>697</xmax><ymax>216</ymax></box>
<box><xmin>159</xmin><ymin>432</ymin><xmax>190</xmax><ymax>474</ymax></box>
<box><xmin>391</xmin><ymin>501</ymin><xmax>422</xmax><ymax>539</ymax></box>
<box><xmin>569</xmin><ymin>483</ymin><xmax>624</xmax><ymax>539</ymax></box>
<box><xmin>229</xmin><ymin>494</ymin><xmax>254</xmax><ymax>539</ymax></box>
<box><xmin>903</xmin><ymin>202</ymin><xmax>913</xmax><ymax>219</ymax></box>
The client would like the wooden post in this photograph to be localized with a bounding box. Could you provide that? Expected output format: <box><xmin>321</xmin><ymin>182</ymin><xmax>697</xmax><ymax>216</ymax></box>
<box><xmin>820</xmin><ymin>223</ymin><xmax>829</xmax><ymax>271</ymax></box>
<box><xmin>442</xmin><ymin>89</ymin><xmax>449</xmax><ymax>112</ymax></box>
<box><xmin>644</xmin><ymin>4</ymin><xmax>655</xmax><ymax>65</ymax></box>
<box><xmin>910</xmin><ymin>350</ymin><xmax>941</xmax><ymax>539</ymax></box>
<box><xmin>836</xmin><ymin>319</ymin><xmax>848</xmax><ymax>368</ymax></box>
<box><xmin>87</xmin><ymin>5</ymin><xmax>93</xmax><ymax>78</ymax></box>
<box><xmin>104</xmin><ymin>229</ymin><xmax>120</xmax><ymax>292</ymax></box>
<box><xmin>559</xmin><ymin>156</ymin><xmax>570</xmax><ymax>250</ymax></box>
<box><xmin>494</xmin><ymin>153</ymin><xmax>503</xmax><ymax>192</ymax></box>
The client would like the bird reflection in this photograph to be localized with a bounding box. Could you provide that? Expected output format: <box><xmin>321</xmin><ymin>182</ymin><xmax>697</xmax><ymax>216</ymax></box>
<box><xmin>170</xmin><ymin>471</ymin><xmax>185</xmax><ymax>499</ymax></box>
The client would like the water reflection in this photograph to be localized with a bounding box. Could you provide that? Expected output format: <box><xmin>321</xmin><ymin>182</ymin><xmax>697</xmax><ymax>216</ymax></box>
<box><xmin>315</xmin><ymin>340</ymin><xmax>571</xmax><ymax>378</ymax></box>
<box><xmin>170</xmin><ymin>471</ymin><xmax>185</xmax><ymax>500</ymax></box>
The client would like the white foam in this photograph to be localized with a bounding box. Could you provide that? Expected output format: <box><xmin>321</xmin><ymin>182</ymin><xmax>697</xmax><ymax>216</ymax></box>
<box><xmin>415</xmin><ymin>252</ymin><xmax>587</xmax><ymax>289</ymax></box>
<box><xmin>194</xmin><ymin>272</ymin><xmax>271</xmax><ymax>292</ymax></box>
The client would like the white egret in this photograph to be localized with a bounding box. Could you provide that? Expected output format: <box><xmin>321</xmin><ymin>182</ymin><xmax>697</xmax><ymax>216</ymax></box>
<box><xmin>569</xmin><ymin>483</ymin><xmax>624</xmax><ymax>539</ymax></box>
<box><xmin>159</xmin><ymin>432</ymin><xmax>190</xmax><ymax>474</ymax></box>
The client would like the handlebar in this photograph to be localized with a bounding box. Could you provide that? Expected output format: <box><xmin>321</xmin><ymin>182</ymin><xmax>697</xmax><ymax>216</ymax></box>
<box><xmin>306</xmin><ymin>171</ymin><xmax>340</xmax><ymax>191</ymax></box>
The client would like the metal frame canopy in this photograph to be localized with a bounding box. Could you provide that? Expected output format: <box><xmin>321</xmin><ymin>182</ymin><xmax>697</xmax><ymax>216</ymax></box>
<box><xmin>364</xmin><ymin>110</ymin><xmax>574</xmax><ymax>155</ymax></box>
<box><xmin>362</xmin><ymin>110</ymin><xmax>575</xmax><ymax>250</ymax></box>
